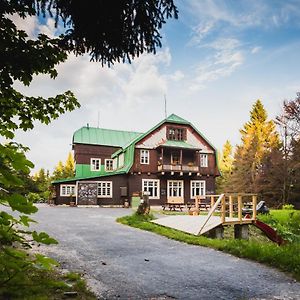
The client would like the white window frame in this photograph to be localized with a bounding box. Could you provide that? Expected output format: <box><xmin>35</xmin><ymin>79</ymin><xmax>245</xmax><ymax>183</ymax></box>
<box><xmin>90</xmin><ymin>158</ymin><xmax>101</xmax><ymax>171</ymax></box>
<box><xmin>118</xmin><ymin>153</ymin><xmax>125</xmax><ymax>168</ymax></box>
<box><xmin>60</xmin><ymin>184</ymin><xmax>76</xmax><ymax>197</ymax></box>
<box><xmin>140</xmin><ymin>150</ymin><xmax>150</xmax><ymax>164</ymax></box>
<box><xmin>200</xmin><ymin>154</ymin><xmax>208</xmax><ymax>167</ymax></box>
<box><xmin>113</xmin><ymin>157</ymin><xmax>118</xmax><ymax>170</ymax></box>
<box><xmin>167</xmin><ymin>180</ymin><xmax>184</xmax><ymax>198</ymax></box>
<box><xmin>190</xmin><ymin>180</ymin><xmax>206</xmax><ymax>199</ymax></box>
<box><xmin>105</xmin><ymin>159</ymin><xmax>114</xmax><ymax>172</ymax></box>
<box><xmin>142</xmin><ymin>179</ymin><xmax>160</xmax><ymax>199</ymax></box>
<box><xmin>97</xmin><ymin>181</ymin><xmax>113</xmax><ymax>198</ymax></box>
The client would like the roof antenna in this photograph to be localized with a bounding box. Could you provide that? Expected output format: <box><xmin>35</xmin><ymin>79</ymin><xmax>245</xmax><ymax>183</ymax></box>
<box><xmin>97</xmin><ymin>111</ymin><xmax>100</xmax><ymax>128</ymax></box>
<box><xmin>164</xmin><ymin>94</ymin><xmax>167</xmax><ymax>119</ymax></box>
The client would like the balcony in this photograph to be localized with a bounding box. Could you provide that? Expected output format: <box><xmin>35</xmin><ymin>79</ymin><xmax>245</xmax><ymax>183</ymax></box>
<box><xmin>158</xmin><ymin>164</ymin><xmax>199</xmax><ymax>173</ymax></box>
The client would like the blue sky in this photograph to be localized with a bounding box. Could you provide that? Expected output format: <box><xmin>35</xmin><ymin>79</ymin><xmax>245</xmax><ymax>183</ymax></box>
<box><xmin>12</xmin><ymin>0</ymin><xmax>300</xmax><ymax>172</ymax></box>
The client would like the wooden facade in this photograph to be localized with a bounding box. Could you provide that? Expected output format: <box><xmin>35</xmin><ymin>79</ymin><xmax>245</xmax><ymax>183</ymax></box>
<box><xmin>52</xmin><ymin>114</ymin><xmax>220</xmax><ymax>206</ymax></box>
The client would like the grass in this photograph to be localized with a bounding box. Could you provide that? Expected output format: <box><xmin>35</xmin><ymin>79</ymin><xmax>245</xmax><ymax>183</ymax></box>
<box><xmin>0</xmin><ymin>268</ymin><xmax>96</xmax><ymax>299</ymax></box>
<box><xmin>117</xmin><ymin>212</ymin><xmax>300</xmax><ymax>281</ymax></box>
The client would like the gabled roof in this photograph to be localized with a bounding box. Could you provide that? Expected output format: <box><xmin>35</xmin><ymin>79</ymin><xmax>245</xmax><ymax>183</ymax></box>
<box><xmin>165</xmin><ymin>114</ymin><xmax>190</xmax><ymax>124</ymax></box>
<box><xmin>112</xmin><ymin>113</ymin><xmax>217</xmax><ymax>163</ymax></box>
<box><xmin>73</xmin><ymin>126</ymin><xmax>142</xmax><ymax>148</ymax></box>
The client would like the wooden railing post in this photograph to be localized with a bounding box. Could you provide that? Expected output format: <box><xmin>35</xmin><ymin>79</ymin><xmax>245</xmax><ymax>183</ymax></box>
<box><xmin>238</xmin><ymin>195</ymin><xmax>242</xmax><ymax>223</ymax></box>
<box><xmin>221</xmin><ymin>195</ymin><xmax>226</xmax><ymax>223</ymax></box>
<box><xmin>229</xmin><ymin>195</ymin><xmax>233</xmax><ymax>218</ymax></box>
<box><xmin>210</xmin><ymin>196</ymin><xmax>215</xmax><ymax>208</ymax></box>
<box><xmin>195</xmin><ymin>196</ymin><xmax>199</xmax><ymax>210</ymax></box>
<box><xmin>252</xmin><ymin>195</ymin><xmax>257</xmax><ymax>220</ymax></box>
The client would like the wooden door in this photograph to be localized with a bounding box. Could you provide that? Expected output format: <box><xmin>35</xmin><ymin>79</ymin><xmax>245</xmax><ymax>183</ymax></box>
<box><xmin>167</xmin><ymin>180</ymin><xmax>184</xmax><ymax>204</ymax></box>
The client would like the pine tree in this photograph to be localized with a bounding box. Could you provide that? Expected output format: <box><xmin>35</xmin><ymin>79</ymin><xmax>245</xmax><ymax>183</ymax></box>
<box><xmin>230</xmin><ymin>100</ymin><xmax>280</xmax><ymax>195</ymax></box>
<box><xmin>216</xmin><ymin>140</ymin><xmax>234</xmax><ymax>193</ymax></box>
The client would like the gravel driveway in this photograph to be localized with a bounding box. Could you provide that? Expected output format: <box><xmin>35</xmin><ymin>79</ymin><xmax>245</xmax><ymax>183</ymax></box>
<box><xmin>30</xmin><ymin>205</ymin><xmax>299</xmax><ymax>300</ymax></box>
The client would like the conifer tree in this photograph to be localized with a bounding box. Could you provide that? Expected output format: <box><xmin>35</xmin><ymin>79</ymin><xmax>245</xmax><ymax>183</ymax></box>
<box><xmin>230</xmin><ymin>100</ymin><xmax>280</xmax><ymax>194</ymax></box>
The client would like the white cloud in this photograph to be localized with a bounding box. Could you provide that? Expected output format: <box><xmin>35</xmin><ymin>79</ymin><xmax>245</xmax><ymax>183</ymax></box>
<box><xmin>188</xmin><ymin>38</ymin><xmax>243</xmax><ymax>91</ymax></box>
<box><xmin>8</xmin><ymin>14</ymin><xmax>61</xmax><ymax>39</ymax></box>
<box><xmin>169</xmin><ymin>70</ymin><xmax>185</xmax><ymax>82</ymax></box>
<box><xmin>189</xmin><ymin>21</ymin><xmax>215</xmax><ymax>45</ymax></box>
<box><xmin>251</xmin><ymin>46</ymin><xmax>261</xmax><ymax>54</ymax></box>
<box><xmin>9</xmin><ymin>14</ymin><xmax>38</xmax><ymax>38</ymax></box>
<box><xmin>13</xmin><ymin>49</ymin><xmax>172</xmax><ymax>172</ymax></box>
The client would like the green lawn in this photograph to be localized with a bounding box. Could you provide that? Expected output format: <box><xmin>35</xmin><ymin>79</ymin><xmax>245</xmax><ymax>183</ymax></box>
<box><xmin>0</xmin><ymin>267</ymin><xmax>96</xmax><ymax>300</ymax></box>
<box><xmin>117</xmin><ymin>210</ymin><xmax>300</xmax><ymax>281</ymax></box>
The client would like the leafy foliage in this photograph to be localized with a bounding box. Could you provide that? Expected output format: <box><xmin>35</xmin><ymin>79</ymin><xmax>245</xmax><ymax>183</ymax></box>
<box><xmin>0</xmin><ymin>0</ymin><xmax>178</xmax><ymax>293</ymax></box>
<box><xmin>0</xmin><ymin>143</ymin><xmax>58</xmax><ymax>288</ymax></box>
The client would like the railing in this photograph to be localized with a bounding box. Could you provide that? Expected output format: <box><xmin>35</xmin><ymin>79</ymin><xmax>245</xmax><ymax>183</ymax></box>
<box><xmin>158</xmin><ymin>164</ymin><xmax>199</xmax><ymax>172</ymax></box>
<box><xmin>197</xmin><ymin>193</ymin><xmax>258</xmax><ymax>235</ymax></box>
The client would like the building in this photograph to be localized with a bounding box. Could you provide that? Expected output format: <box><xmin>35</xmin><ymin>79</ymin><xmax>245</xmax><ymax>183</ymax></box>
<box><xmin>52</xmin><ymin>114</ymin><xmax>220</xmax><ymax>206</ymax></box>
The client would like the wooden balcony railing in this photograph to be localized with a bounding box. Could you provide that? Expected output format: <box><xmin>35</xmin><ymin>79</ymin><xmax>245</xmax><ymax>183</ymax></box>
<box><xmin>158</xmin><ymin>164</ymin><xmax>199</xmax><ymax>172</ymax></box>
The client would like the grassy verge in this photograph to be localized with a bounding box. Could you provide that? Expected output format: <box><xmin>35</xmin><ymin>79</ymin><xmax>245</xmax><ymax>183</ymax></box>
<box><xmin>117</xmin><ymin>213</ymin><xmax>300</xmax><ymax>281</ymax></box>
<box><xmin>0</xmin><ymin>267</ymin><xmax>96</xmax><ymax>299</ymax></box>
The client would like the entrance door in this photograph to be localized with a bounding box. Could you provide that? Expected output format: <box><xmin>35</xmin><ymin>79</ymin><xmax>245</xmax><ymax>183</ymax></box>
<box><xmin>167</xmin><ymin>180</ymin><xmax>184</xmax><ymax>204</ymax></box>
<box><xmin>77</xmin><ymin>182</ymin><xmax>98</xmax><ymax>205</ymax></box>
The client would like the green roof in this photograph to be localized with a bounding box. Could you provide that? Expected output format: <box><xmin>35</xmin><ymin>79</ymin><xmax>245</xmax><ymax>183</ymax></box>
<box><xmin>165</xmin><ymin>114</ymin><xmax>190</xmax><ymax>124</ymax></box>
<box><xmin>159</xmin><ymin>140</ymin><xmax>200</xmax><ymax>149</ymax></box>
<box><xmin>53</xmin><ymin>113</ymin><xmax>219</xmax><ymax>184</ymax></box>
<box><xmin>73</xmin><ymin>126</ymin><xmax>142</xmax><ymax>147</ymax></box>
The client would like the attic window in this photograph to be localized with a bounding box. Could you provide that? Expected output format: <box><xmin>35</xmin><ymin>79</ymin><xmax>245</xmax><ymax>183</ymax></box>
<box><xmin>167</xmin><ymin>127</ymin><xmax>186</xmax><ymax>141</ymax></box>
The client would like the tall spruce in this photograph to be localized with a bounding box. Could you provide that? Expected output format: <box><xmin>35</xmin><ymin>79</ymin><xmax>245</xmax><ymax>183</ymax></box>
<box><xmin>230</xmin><ymin>100</ymin><xmax>280</xmax><ymax>195</ymax></box>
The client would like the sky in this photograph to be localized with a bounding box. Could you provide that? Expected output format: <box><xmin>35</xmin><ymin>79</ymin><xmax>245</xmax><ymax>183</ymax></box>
<box><xmin>11</xmin><ymin>0</ymin><xmax>300</xmax><ymax>173</ymax></box>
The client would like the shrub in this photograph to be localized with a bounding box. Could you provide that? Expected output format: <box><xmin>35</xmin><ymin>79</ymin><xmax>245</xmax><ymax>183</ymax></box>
<box><xmin>282</xmin><ymin>204</ymin><xmax>294</xmax><ymax>210</ymax></box>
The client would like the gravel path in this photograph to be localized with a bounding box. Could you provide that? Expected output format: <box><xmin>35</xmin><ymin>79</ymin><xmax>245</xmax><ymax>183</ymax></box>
<box><xmin>30</xmin><ymin>205</ymin><xmax>300</xmax><ymax>300</ymax></box>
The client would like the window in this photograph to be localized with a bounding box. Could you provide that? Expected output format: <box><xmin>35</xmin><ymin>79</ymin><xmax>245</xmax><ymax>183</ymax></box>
<box><xmin>200</xmin><ymin>154</ymin><xmax>208</xmax><ymax>167</ymax></box>
<box><xmin>167</xmin><ymin>180</ymin><xmax>184</xmax><ymax>198</ymax></box>
<box><xmin>97</xmin><ymin>182</ymin><xmax>112</xmax><ymax>198</ymax></box>
<box><xmin>105</xmin><ymin>159</ymin><xmax>113</xmax><ymax>171</ymax></box>
<box><xmin>190</xmin><ymin>180</ymin><xmax>206</xmax><ymax>199</ymax></box>
<box><xmin>140</xmin><ymin>150</ymin><xmax>150</xmax><ymax>164</ymax></box>
<box><xmin>142</xmin><ymin>179</ymin><xmax>160</xmax><ymax>199</ymax></box>
<box><xmin>91</xmin><ymin>158</ymin><xmax>101</xmax><ymax>171</ymax></box>
<box><xmin>167</xmin><ymin>127</ymin><xmax>186</xmax><ymax>141</ymax></box>
<box><xmin>60</xmin><ymin>185</ymin><xmax>76</xmax><ymax>197</ymax></box>
<box><xmin>118</xmin><ymin>153</ymin><xmax>124</xmax><ymax>168</ymax></box>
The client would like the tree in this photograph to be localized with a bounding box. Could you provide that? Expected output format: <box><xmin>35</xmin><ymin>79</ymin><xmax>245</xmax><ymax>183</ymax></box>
<box><xmin>277</xmin><ymin>92</ymin><xmax>300</xmax><ymax>207</ymax></box>
<box><xmin>0</xmin><ymin>0</ymin><xmax>178</xmax><ymax>291</ymax></box>
<box><xmin>216</xmin><ymin>140</ymin><xmax>233</xmax><ymax>193</ymax></box>
<box><xmin>64</xmin><ymin>152</ymin><xmax>75</xmax><ymax>178</ymax></box>
<box><xmin>52</xmin><ymin>161</ymin><xmax>64</xmax><ymax>180</ymax></box>
<box><xmin>1</xmin><ymin>0</ymin><xmax>178</xmax><ymax>139</ymax></box>
<box><xmin>230</xmin><ymin>100</ymin><xmax>280</xmax><ymax>198</ymax></box>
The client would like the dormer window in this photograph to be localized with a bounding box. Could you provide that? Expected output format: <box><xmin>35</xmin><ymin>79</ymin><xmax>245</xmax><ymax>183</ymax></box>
<box><xmin>167</xmin><ymin>127</ymin><xmax>186</xmax><ymax>141</ymax></box>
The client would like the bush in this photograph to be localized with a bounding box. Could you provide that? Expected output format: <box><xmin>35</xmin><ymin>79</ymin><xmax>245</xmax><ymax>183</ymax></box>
<box><xmin>27</xmin><ymin>192</ymin><xmax>44</xmax><ymax>203</ymax></box>
<box><xmin>282</xmin><ymin>204</ymin><xmax>294</xmax><ymax>210</ymax></box>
